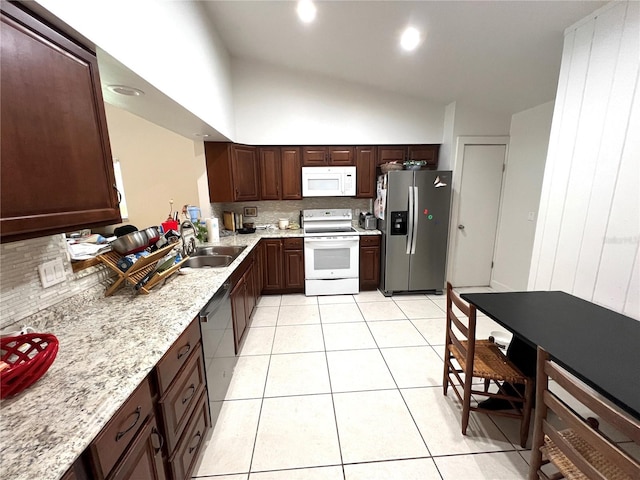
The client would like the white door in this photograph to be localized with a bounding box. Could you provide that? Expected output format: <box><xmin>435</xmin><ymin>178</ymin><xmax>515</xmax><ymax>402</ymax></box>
<box><xmin>450</xmin><ymin>141</ymin><xmax>507</xmax><ymax>287</ymax></box>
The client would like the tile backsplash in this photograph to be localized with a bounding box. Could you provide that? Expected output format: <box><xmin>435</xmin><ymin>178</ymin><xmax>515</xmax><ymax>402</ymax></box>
<box><xmin>0</xmin><ymin>234</ymin><xmax>111</xmax><ymax>330</ymax></box>
<box><xmin>211</xmin><ymin>198</ymin><xmax>373</xmax><ymax>228</ymax></box>
<box><xmin>0</xmin><ymin>198</ymin><xmax>372</xmax><ymax>329</ymax></box>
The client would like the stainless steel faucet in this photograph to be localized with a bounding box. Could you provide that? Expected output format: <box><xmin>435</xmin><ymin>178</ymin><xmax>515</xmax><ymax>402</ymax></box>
<box><xmin>180</xmin><ymin>220</ymin><xmax>197</xmax><ymax>257</ymax></box>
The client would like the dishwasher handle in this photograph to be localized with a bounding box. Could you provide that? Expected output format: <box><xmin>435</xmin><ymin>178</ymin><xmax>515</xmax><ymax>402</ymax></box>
<box><xmin>199</xmin><ymin>282</ymin><xmax>231</xmax><ymax>322</ymax></box>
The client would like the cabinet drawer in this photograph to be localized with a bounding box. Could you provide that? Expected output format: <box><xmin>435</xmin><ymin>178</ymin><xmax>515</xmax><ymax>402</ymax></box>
<box><xmin>283</xmin><ymin>237</ymin><xmax>303</xmax><ymax>250</ymax></box>
<box><xmin>168</xmin><ymin>392</ymin><xmax>210</xmax><ymax>480</ymax></box>
<box><xmin>90</xmin><ymin>377</ymin><xmax>154</xmax><ymax>478</ymax></box>
<box><xmin>359</xmin><ymin>235</ymin><xmax>380</xmax><ymax>246</ymax></box>
<box><xmin>156</xmin><ymin>319</ymin><xmax>201</xmax><ymax>395</ymax></box>
<box><xmin>159</xmin><ymin>343</ymin><xmax>207</xmax><ymax>453</ymax></box>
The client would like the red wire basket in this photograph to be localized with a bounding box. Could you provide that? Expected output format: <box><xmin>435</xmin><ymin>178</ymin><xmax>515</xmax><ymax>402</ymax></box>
<box><xmin>1</xmin><ymin>333</ymin><xmax>59</xmax><ymax>399</ymax></box>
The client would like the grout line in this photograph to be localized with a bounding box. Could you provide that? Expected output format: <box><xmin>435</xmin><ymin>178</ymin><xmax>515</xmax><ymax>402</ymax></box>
<box><xmin>317</xmin><ymin>300</ymin><xmax>347</xmax><ymax>479</ymax></box>
<box><xmin>244</xmin><ymin>301</ymin><xmax>279</xmax><ymax>476</ymax></box>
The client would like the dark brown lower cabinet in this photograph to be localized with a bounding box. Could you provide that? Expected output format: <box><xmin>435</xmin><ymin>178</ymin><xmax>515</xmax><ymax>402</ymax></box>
<box><xmin>230</xmin><ymin>251</ymin><xmax>260</xmax><ymax>353</ymax></box>
<box><xmin>109</xmin><ymin>415</ymin><xmax>166</xmax><ymax>480</ymax></box>
<box><xmin>261</xmin><ymin>238</ymin><xmax>304</xmax><ymax>294</ymax></box>
<box><xmin>230</xmin><ymin>275</ymin><xmax>248</xmax><ymax>353</ymax></box>
<box><xmin>359</xmin><ymin>235</ymin><xmax>381</xmax><ymax>290</ymax></box>
<box><xmin>262</xmin><ymin>239</ymin><xmax>283</xmax><ymax>292</ymax></box>
<box><xmin>83</xmin><ymin>318</ymin><xmax>210</xmax><ymax>480</ymax></box>
<box><xmin>283</xmin><ymin>238</ymin><xmax>304</xmax><ymax>290</ymax></box>
<box><xmin>167</xmin><ymin>393</ymin><xmax>210</xmax><ymax>480</ymax></box>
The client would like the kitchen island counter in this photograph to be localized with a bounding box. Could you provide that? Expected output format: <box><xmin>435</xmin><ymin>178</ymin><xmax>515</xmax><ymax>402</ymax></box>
<box><xmin>0</xmin><ymin>227</ymin><xmax>379</xmax><ymax>480</ymax></box>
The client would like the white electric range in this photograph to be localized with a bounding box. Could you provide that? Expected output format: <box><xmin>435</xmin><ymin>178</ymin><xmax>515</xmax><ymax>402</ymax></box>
<box><xmin>302</xmin><ymin>209</ymin><xmax>360</xmax><ymax>296</ymax></box>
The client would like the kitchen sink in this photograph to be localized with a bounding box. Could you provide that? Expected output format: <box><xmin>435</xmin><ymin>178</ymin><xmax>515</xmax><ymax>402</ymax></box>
<box><xmin>193</xmin><ymin>246</ymin><xmax>246</xmax><ymax>258</ymax></box>
<box><xmin>182</xmin><ymin>255</ymin><xmax>234</xmax><ymax>268</ymax></box>
<box><xmin>182</xmin><ymin>245</ymin><xmax>247</xmax><ymax>268</ymax></box>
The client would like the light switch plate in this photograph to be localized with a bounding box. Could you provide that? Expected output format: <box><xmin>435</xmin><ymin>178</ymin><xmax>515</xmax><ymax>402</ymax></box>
<box><xmin>38</xmin><ymin>258</ymin><xmax>66</xmax><ymax>288</ymax></box>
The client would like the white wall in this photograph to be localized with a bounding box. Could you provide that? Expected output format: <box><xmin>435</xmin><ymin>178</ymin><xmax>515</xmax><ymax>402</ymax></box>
<box><xmin>529</xmin><ymin>1</ymin><xmax>639</xmax><ymax>319</ymax></box>
<box><xmin>35</xmin><ymin>0</ymin><xmax>235</xmax><ymax>140</ymax></box>
<box><xmin>104</xmin><ymin>104</ymin><xmax>205</xmax><ymax>230</ymax></box>
<box><xmin>231</xmin><ymin>60</ymin><xmax>445</xmax><ymax>145</ymax></box>
<box><xmin>492</xmin><ymin>102</ymin><xmax>554</xmax><ymax>291</ymax></box>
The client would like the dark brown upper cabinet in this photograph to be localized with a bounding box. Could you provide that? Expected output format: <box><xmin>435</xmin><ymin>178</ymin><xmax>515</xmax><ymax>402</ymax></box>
<box><xmin>407</xmin><ymin>145</ymin><xmax>440</xmax><ymax>169</ymax></box>
<box><xmin>259</xmin><ymin>147</ymin><xmax>302</xmax><ymax>201</ymax></box>
<box><xmin>355</xmin><ymin>146</ymin><xmax>376</xmax><ymax>198</ymax></box>
<box><xmin>0</xmin><ymin>2</ymin><xmax>121</xmax><ymax>242</ymax></box>
<box><xmin>205</xmin><ymin>143</ymin><xmax>260</xmax><ymax>202</ymax></box>
<box><xmin>302</xmin><ymin>146</ymin><xmax>355</xmax><ymax>166</ymax></box>
<box><xmin>280</xmin><ymin>147</ymin><xmax>302</xmax><ymax>200</ymax></box>
<box><xmin>377</xmin><ymin>145</ymin><xmax>440</xmax><ymax>169</ymax></box>
<box><xmin>259</xmin><ymin>147</ymin><xmax>282</xmax><ymax>200</ymax></box>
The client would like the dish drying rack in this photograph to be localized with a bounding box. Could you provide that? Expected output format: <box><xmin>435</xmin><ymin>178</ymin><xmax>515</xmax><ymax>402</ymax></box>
<box><xmin>98</xmin><ymin>244</ymin><xmax>188</xmax><ymax>296</ymax></box>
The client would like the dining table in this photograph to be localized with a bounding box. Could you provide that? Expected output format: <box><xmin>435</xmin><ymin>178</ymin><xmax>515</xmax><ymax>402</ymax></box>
<box><xmin>461</xmin><ymin>290</ymin><xmax>640</xmax><ymax>420</ymax></box>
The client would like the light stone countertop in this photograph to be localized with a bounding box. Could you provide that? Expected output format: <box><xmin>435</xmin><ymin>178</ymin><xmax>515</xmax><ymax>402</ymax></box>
<box><xmin>0</xmin><ymin>226</ymin><xmax>380</xmax><ymax>480</ymax></box>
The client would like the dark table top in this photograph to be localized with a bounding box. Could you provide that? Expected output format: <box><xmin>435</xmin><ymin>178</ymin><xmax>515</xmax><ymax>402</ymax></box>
<box><xmin>461</xmin><ymin>291</ymin><xmax>640</xmax><ymax>419</ymax></box>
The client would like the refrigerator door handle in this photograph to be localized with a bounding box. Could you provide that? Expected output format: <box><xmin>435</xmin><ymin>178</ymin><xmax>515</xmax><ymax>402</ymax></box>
<box><xmin>406</xmin><ymin>185</ymin><xmax>414</xmax><ymax>255</ymax></box>
<box><xmin>411</xmin><ymin>186</ymin><xmax>419</xmax><ymax>254</ymax></box>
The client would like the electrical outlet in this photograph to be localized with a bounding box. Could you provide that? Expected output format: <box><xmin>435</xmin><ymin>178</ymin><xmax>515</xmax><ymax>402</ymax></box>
<box><xmin>38</xmin><ymin>259</ymin><xmax>66</xmax><ymax>288</ymax></box>
<box><xmin>527</xmin><ymin>211</ymin><xmax>536</xmax><ymax>222</ymax></box>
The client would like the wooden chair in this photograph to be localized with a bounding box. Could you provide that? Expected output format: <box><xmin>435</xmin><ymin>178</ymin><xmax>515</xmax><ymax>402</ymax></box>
<box><xmin>529</xmin><ymin>347</ymin><xmax>640</xmax><ymax>480</ymax></box>
<box><xmin>443</xmin><ymin>282</ymin><xmax>534</xmax><ymax>447</ymax></box>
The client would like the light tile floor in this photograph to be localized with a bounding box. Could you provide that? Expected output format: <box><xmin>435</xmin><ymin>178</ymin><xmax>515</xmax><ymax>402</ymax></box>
<box><xmin>192</xmin><ymin>289</ymin><xmax>532</xmax><ymax>480</ymax></box>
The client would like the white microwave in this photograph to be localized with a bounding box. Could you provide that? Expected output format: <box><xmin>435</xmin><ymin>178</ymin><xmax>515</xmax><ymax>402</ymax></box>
<box><xmin>301</xmin><ymin>166</ymin><xmax>356</xmax><ymax>197</ymax></box>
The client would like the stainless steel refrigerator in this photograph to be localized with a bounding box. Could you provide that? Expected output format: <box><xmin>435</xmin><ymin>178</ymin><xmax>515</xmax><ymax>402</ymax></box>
<box><xmin>379</xmin><ymin>170</ymin><xmax>452</xmax><ymax>295</ymax></box>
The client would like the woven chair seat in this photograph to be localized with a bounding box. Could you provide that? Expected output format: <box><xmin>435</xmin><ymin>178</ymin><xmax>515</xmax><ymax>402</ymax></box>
<box><xmin>542</xmin><ymin>430</ymin><xmax>634</xmax><ymax>480</ymax></box>
<box><xmin>448</xmin><ymin>339</ymin><xmax>528</xmax><ymax>385</ymax></box>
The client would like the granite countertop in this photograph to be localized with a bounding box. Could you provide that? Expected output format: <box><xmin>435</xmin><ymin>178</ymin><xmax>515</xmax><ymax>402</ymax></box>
<box><xmin>0</xmin><ymin>226</ymin><xmax>380</xmax><ymax>480</ymax></box>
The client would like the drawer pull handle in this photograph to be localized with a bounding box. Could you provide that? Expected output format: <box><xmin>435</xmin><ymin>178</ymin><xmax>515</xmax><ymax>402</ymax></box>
<box><xmin>182</xmin><ymin>384</ymin><xmax>196</xmax><ymax>405</ymax></box>
<box><xmin>151</xmin><ymin>426</ymin><xmax>165</xmax><ymax>454</ymax></box>
<box><xmin>115</xmin><ymin>406</ymin><xmax>142</xmax><ymax>441</ymax></box>
<box><xmin>177</xmin><ymin>343</ymin><xmax>191</xmax><ymax>359</ymax></box>
<box><xmin>188</xmin><ymin>430</ymin><xmax>202</xmax><ymax>454</ymax></box>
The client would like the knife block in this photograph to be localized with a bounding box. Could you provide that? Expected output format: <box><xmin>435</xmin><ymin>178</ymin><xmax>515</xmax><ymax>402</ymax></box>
<box><xmin>97</xmin><ymin>244</ymin><xmax>188</xmax><ymax>296</ymax></box>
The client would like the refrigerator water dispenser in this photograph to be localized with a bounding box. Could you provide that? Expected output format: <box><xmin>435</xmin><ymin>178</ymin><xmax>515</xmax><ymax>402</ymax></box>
<box><xmin>391</xmin><ymin>211</ymin><xmax>407</xmax><ymax>235</ymax></box>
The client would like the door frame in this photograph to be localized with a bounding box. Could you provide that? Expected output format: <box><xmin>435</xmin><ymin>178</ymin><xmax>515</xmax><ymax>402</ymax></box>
<box><xmin>446</xmin><ymin>136</ymin><xmax>510</xmax><ymax>288</ymax></box>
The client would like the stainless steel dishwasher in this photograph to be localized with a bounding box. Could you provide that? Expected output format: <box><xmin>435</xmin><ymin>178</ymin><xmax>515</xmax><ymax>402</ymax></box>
<box><xmin>199</xmin><ymin>282</ymin><xmax>237</xmax><ymax>425</ymax></box>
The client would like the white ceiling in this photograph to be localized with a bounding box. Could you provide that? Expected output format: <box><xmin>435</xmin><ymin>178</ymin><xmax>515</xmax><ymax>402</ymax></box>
<box><xmin>203</xmin><ymin>0</ymin><xmax>607</xmax><ymax>115</ymax></box>
<box><xmin>35</xmin><ymin>1</ymin><xmax>607</xmax><ymax>140</ymax></box>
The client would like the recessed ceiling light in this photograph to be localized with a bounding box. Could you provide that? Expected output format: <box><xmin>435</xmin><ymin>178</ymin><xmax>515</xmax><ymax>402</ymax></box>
<box><xmin>106</xmin><ymin>85</ymin><xmax>145</xmax><ymax>96</ymax></box>
<box><xmin>400</xmin><ymin>26</ymin><xmax>421</xmax><ymax>52</ymax></box>
<box><xmin>194</xmin><ymin>133</ymin><xmax>210</xmax><ymax>138</ymax></box>
<box><xmin>297</xmin><ymin>0</ymin><xmax>316</xmax><ymax>24</ymax></box>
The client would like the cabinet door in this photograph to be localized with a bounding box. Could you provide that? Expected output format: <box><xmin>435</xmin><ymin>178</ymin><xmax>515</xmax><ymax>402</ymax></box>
<box><xmin>407</xmin><ymin>145</ymin><xmax>440</xmax><ymax>169</ymax></box>
<box><xmin>328</xmin><ymin>146</ymin><xmax>355</xmax><ymax>166</ymax></box>
<box><xmin>230</xmin><ymin>278</ymin><xmax>247</xmax><ymax>354</ymax></box>
<box><xmin>359</xmin><ymin>236</ymin><xmax>381</xmax><ymax>290</ymax></box>
<box><xmin>280</xmin><ymin>147</ymin><xmax>302</xmax><ymax>200</ymax></box>
<box><xmin>0</xmin><ymin>3</ymin><xmax>121</xmax><ymax>242</ymax></box>
<box><xmin>231</xmin><ymin>145</ymin><xmax>259</xmax><ymax>201</ymax></box>
<box><xmin>377</xmin><ymin>146</ymin><xmax>407</xmax><ymax>166</ymax></box>
<box><xmin>244</xmin><ymin>257</ymin><xmax>256</xmax><ymax>319</ymax></box>
<box><xmin>259</xmin><ymin>147</ymin><xmax>281</xmax><ymax>200</ymax></box>
<box><xmin>204</xmin><ymin>143</ymin><xmax>234</xmax><ymax>202</ymax></box>
<box><xmin>262</xmin><ymin>240</ymin><xmax>283</xmax><ymax>291</ymax></box>
<box><xmin>255</xmin><ymin>240</ymin><xmax>264</xmax><ymax>295</ymax></box>
<box><xmin>302</xmin><ymin>146</ymin><xmax>327</xmax><ymax>166</ymax></box>
<box><xmin>109</xmin><ymin>416</ymin><xmax>166</xmax><ymax>480</ymax></box>
<box><xmin>355</xmin><ymin>146</ymin><xmax>376</xmax><ymax>198</ymax></box>
<box><xmin>283</xmin><ymin>249</ymin><xmax>304</xmax><ymax>290</ymax></box>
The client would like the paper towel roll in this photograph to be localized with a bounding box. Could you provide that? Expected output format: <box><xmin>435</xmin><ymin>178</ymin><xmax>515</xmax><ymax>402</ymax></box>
<box><xmin>206</xmin><ymin>218</ymin><xmax>219</xmax><ymax>242</ymax></box>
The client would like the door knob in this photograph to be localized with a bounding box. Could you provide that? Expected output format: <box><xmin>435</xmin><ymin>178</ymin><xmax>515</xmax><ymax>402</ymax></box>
<box><xmin>458</xmin><ymin>225</ymin><xmax>465</xmax><ymax>230</ymax></box>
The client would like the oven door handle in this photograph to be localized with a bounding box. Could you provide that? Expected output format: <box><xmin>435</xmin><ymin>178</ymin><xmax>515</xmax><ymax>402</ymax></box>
<box><xmin>304</xmin><ymin>239</ymin><xmax>359</xmax><ymax>248</ymax></box>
